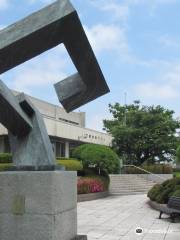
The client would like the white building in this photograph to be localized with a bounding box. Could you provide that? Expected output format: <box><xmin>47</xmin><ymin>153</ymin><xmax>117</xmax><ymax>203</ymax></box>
<box><xmin>0</xmin><ymin>92</ymin><xmax>113</xmax><ymax>158</ymax></box>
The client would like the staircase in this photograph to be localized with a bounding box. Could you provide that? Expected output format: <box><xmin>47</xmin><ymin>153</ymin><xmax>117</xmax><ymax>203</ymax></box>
<box><xmin>109</xmin><ymin>174</ymin><xmax>156</xmax><ymax>195</ymax></box>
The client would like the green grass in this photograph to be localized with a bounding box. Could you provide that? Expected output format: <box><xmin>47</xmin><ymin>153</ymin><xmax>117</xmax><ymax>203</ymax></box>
<box><xmin>175</xmin><ymin>171</ymin><xmax>180</xmax><ymax>177</ymax></box>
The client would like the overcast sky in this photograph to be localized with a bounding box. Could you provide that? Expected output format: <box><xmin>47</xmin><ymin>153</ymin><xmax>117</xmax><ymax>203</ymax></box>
<box><xmin>0</xmin><ymin>0</ymin><xmax>180</xmax><ymax>131</ymax></box>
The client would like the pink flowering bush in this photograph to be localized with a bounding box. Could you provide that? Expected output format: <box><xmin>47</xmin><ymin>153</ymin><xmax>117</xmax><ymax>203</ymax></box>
<box><xmin>77</xmin><ymin>177</ymin><xmax>108</xmax><ymax>194</ymax></box>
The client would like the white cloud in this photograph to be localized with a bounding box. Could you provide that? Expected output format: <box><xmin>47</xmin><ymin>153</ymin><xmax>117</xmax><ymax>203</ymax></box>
<box><xmin>134</xmin><ymin>82</ymin><xmax>178</xmax><ymax>99</ymax></box>
<box><xmin>91</xmin><ymin>0</ymin><xmax>129</xmax><ymax>22</ymax></box>
<box><xmin>86</xmin><ymin>111</ymin><xmax>112</xmax><ymax>131</ymax></box>
<box><xmin>102</xmin><ymin>4</ymin><xmax>129</xmax><ymax>21</ymax></box>
<box><xmin>91</xmin><ymin>0</ymin><xmax>177</xmax><ymax>21</ymax></box>
<box><xmin>125</xmin><ymin>0</ymin><xmax>177</xmax><ymax>7</ymax></box>
<box><xmin>134</xmin><ymin>63</ymin><xmax>180</xmax><ymax>100</ymax></box>
<box><xmin>158</xmin><ymin>35</ymin><xmax>180</xmax><ymax>48</ymax></box>
<box><xmin>126</xmin><ymin>0</ymin><xmax>177</xmax><ymax>5</ymax></box>
<box><xmin>28</xmin><ymin>0</ymin><xmax>53</xmax><ymax>4</ymax></box>
<box><xmin>0</xmin><ymin>0</ymin><xmax>9</xmax><ymax>9</ymax></box>
<box><xmin>0</xmin><ymin>25</ymin><xmax>6</xmax><ymax>30</ymax></box>
<box><xmin>9</xmin><ymin>46</ymin><xmax>68</xmax><ymax>93</ymax></box>
<box><xmin>84</xmin><ymin>24</ymin><xmax>129</xmax><ymax>55</ymax></box>
<box><xmin>164</xmin><ymin>64</ymin><xmax>180</xmax><ymax>85</ymax></box>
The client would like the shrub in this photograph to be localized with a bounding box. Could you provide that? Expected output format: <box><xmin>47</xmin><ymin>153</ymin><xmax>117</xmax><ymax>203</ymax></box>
<box><xmin>174</xmin><ymin>171</ymin><xmax>180</xmax><ymax>177</ymax></box>
<box><xmin>56</xmin><ymin>159</ymin><xmax>83</xmax><ymax>171</ymax></box>
<box><xmin>72</xmin><ymin>144</ymin><xmax>120</xmax><ymax>174</ymax></box>
<box><xmin>147</xmin><ymin>177</ymin><xmax>180</xmax><ymax>204</ymax></box>
<box><xmin>77</xmin><ymin>176</ymin><xmax>109</xmax><ymax>194</ymax></box>
<box><xmin>0</xmin><ymin>163</ymin><xmax>12</xmax><ymax>171</ymax></box>
<box><xmin>176</xmin><ymin>146</ymin><xmax>180</xmax><ymax>164</ymax></box>
<box><xmin>0</xmin><ymin>153</ymin><xmax>12</xmax><ymax>163</ymax></box>
<box><xmin>57</xmin><ymin>157</ymin><xmax>75</xmax><ymax>161</ymax></box>
<box><xmin>172</xmin><ymin>189</ymin><xmax>180</xmax><ymax>197</ymax></box>
<box><xmin>147</xmin><ymin>184</ymin><xmax>163</xmax><ymax>201</ymax></box>
<box><xmin>126</xmin><ymin>164</ymin><xmax>173</xmax><ymax>174</ymax></box>
<box><xmin>156</xmin><ymin>187</ymin><xmax>173</xmax><ymax>203</ymax></box>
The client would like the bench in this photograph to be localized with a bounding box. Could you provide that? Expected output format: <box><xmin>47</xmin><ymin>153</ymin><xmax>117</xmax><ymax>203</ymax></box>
<box><xmin>159</xmin><ymin>197</ymin><xmax>180</xmax><ymax>222</ymax></box>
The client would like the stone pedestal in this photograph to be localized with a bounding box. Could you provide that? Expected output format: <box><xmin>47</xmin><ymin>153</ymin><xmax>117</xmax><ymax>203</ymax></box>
<box><xmin>0</xmin><ymin>171</ymin><xmax>78</xmax><ymax>240</ymax></box>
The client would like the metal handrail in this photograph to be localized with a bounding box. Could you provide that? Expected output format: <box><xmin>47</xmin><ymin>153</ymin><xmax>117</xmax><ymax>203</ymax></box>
<box><xmin>123</xmin><ymin>164</ymin><xmax>166</xmax><ymax>181</ymax></box>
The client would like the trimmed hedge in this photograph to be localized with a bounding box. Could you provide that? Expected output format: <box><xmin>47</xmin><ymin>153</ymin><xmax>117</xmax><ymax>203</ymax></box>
<box><xmin>0</xmin><ymin>163</ymin><xmax>12</xmax><ymax>171</ymax></box>
<box><xmin>126</xmin><ymin>164</ymin><xmax>173</xmax><ymax>174</ymax></box>
<box><xmin>56</xmin><ymin>159</ymin><xmax>83</xmax><ymax>171</ymax></box>
<box><xmin>0</xmin><ymin>153</ymin><xmax>12</xmax><ymax>163</ymax></box>
<box><xmin>148</xmin><ymin>177</ymin><xmax>180</xmax><ymax>203</ymax></box>
<box><xmin>77</xmin><ymin>176</ymin><xmax>109</xmax><ymax>194</ymax></box>
<box><xmin>72</xmin><ymin>144</ymin><xmax>120</xmax><ymax>174</ymax></box>
<box><xmin>172</xmin><ymin>189</ymin><xmax>180</xmax><ymax>197</ymax></box>
<box><xmin>56</xmin><ymin>157</ymin><xmax>76</xmax><ymax>161</ymax></box>
<box><xmin>174</xmin><ymin>171</ymin><xmax>180</xmax><ymax>177</ymax></box>
<box><xmin>176</xmin><ymin>145</ymin><xmax>180</xmax><ymax>164</ymax></box>
<box><xmin>0</xmin><ymin>159</ymin><xmax>83</xmax><ymax>172</ymax></box>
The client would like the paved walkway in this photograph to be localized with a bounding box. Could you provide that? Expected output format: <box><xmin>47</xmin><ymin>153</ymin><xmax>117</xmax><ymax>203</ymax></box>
<box><xmin>77</xmin><ymin>195</ymin><xmax>180</xmax><ymax>240</ymax></box>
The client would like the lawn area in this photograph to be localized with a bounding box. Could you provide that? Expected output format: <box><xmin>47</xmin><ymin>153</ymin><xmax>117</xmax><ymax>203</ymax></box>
<box><xmin>175</xmin><ymin>171</ymin><xmax>180</xmax><ymax>177</ymax></box>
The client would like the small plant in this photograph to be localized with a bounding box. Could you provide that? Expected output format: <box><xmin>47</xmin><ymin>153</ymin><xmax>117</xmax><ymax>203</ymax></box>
<box><xmin>147</xmin><ymin>177</ymin><xmax>180</xmax><ymax>203</ymax></box>
<box><xmin>126</xmin><ymin>164</ymin><xmax>173</xmax><ymax>174</ymax></box>
<box><xmin>0</xmin><ymin>153</ymin><xmax>12</xmax><ymax>163</ymax></box>
<box><xmin>56</xmin><ymin>159</ymin><xmax>83</xmax><ymax>171</ymax></box>
<box><xmin>176</xmin><ymin>146</ymin><xmax>180</xmax><ymax>164</ymax></box>
<box><xmin>147</xmin><ymin>184</ymin><xmax>163</xmax><ymax>201</ymax></box>
<box><xmin>172</xmin><ymin>189</ymin><xmax>180</xmax><ymax>197</ymax></box>
<box><xmin>0</xmin><ymin>163</ymin><xmax>12</xmax><ymax>171</ymax></box>
<box><xmin>72</xmin><ymin>144</ymin><xmax>120</xmax><ymax>174</ymax></box>
<box><xmin>77</xmin><ymin>176</ymin><xmax>109</xmax><ymax>194</ymax></box>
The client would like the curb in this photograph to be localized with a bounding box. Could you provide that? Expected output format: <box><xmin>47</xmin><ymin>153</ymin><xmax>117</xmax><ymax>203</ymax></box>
<box><xmin>78</xmin><ymin>191</ymin><xmax>109</xmax><ymax>202</ymax></box>
<box><xmin>147</xmin><ymin>199</ymin><xmax>167</xmax><ymax>211</ymax></box>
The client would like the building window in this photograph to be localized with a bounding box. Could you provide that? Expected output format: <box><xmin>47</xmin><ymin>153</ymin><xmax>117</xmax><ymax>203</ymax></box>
<box><xmin>51</xmin><ymin>141</ymin><xmax>65</xmax><ymax>158</ymax></box>
<box><xmin>58</xmin><ymin>118</ymin><xmax>79</xmax><ymax>126</ymax></box>
<box><xmin>56</xmin><ymin>142</ymin><xmax>61</xmax><ymax>158</ymax></box>
<box><xmin>61</xmin><ymin>143</ymin><xmax>65</xmax><ymax>157</ymax></box>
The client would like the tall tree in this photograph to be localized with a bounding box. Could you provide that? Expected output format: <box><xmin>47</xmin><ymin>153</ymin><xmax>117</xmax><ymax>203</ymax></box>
<box><xmin>103</xmin><ymin>101</ymin><xmax>180</xmax><ymax>165</ymax></box>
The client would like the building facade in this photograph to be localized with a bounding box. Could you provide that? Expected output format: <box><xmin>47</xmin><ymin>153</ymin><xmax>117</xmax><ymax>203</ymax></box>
<box><xmin>0</xmin><ymin>92</ymin><xmax>113</xmax><ymax>158</ymax></box>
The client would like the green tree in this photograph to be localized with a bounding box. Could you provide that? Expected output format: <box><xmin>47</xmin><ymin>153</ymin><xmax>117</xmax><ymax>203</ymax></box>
<box><xmin>72</xmin><ymin>144</ymin><xmax>120</xmax><ymax>174</ymax></box>
<box><xmin>103</xmin><ymin>101</ymin><xmax>180</xmax><ymax>165</ymax></box>
<box><xmin>176</xmin><ymin>146</ymin><xmax>180</xmax><ymax>164</ymax></box>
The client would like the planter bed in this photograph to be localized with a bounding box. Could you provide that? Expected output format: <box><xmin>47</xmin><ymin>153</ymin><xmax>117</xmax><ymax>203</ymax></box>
<box><xmin>148</xmin><ymin>199</ymin><xmax>166</xmax><ymax>211</ymax></box>
<box><xmin>77</xmin><ymin>191</ymin><xmax>109</xmax><ymax>202</ymax></box>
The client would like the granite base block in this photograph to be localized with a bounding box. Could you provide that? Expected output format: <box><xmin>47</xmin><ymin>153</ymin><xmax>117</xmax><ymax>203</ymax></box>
<box><xmin>0</xmin><ymin>171</ymin><xmax>79</xmax><ymax>240</ymax></box>
<box><xmin>72</xmin><ymin>235</ymin><xmax>88</xmax><ymax>240</ymax></box>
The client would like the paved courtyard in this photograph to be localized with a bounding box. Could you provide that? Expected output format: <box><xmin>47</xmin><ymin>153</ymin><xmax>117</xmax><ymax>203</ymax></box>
<box><xmin>78</xmin><ymin>194</ymin><xmax>180</xmax><ymax>240</ymax></box>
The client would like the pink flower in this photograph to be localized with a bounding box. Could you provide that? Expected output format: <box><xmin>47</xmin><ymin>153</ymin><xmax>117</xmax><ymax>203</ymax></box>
<box><xmin>77</xmin><ymin>177</ymin><xmax>105</xmax><ymax>194</ymax></box>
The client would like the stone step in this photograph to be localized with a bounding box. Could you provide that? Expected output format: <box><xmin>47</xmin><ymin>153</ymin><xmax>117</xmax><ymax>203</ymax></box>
<box><xmin>110</xmin><ymin>179</ymin><xmax>154</xmax><ymax>183</ymax></box>
<box><xmin>109</xmin><ymin>188</ymin><xmax>149</xmax><ymax>192</ymax></box>
<box><xmin>112</xmin><ymin>182</ymin><xmax>154</xmax><ymax>185</ymax></box>
<box><xmin>110</xmin><ymin>184</ymin><xmax>154</xmax><ymax>187</ymax></box>
<box><xmin>110</xmin><ymin>178</ymin><xmax>154</xmax><ymax>181</ymax></box>
<box><xmin>109</xmin><ymin>191</ymin><xmax>151</xmax><ymax>195</ymax></box>
<box><xmin>110</xmin><ymin>185</ymin><xmax>153</xmax><ymax>188</ymax></box>
<box><xmin>109</xmin><ymin>174</ymin><xmax>155</xmax><ymax>195</ymax></box>
<box><xmin>109</xmin><ymin>192</ymin><xmax>148</xmax><ymax>195</ymax></box>
<box><xmin>110</xmin><ymin>186</ymin><xmax>154</xmax><ymax>188</ymax></box>
<box><xmin>110</xmin><ymin>188</ymin><xmax>152</xmax><ymax>192</ymax></box>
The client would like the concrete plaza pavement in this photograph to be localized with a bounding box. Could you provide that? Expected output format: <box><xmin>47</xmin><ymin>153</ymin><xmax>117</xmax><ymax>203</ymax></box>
<box><xmin>77</xmin><ymin>194</ymin><xmax>180</xmax><ymax>240</ymax></box>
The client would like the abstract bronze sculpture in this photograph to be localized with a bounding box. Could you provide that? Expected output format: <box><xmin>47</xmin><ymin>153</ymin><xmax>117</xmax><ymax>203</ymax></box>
<box><xmin>0</xmin><ymin>80</ymin><xmax>55</xmax><ymax>170</ymax></box>
<box><xmin>0</xmin><ymin>0</ymin><xmax>110</xmax><ymax>169</ymax></box>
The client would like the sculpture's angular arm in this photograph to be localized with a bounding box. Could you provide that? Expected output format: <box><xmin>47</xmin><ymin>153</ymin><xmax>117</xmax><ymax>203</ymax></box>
<box><xmin>0</xmin><ymin>0</ymin><xmax>75</xmax><ymax>74</ymax></box>
<box><xmin>55</xmin><ymin>10</ymin><xmax>110</xmax><ymax>112</ymax></box>
<box><xmin>0</xmin><ymin>80</ymin><xmax>32</xmax><ymax>137</ymax></box>
<box><xmin>0</xmin><ymin>0</ymin><xmax>110</xmax><ymax>112</ymax></box>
